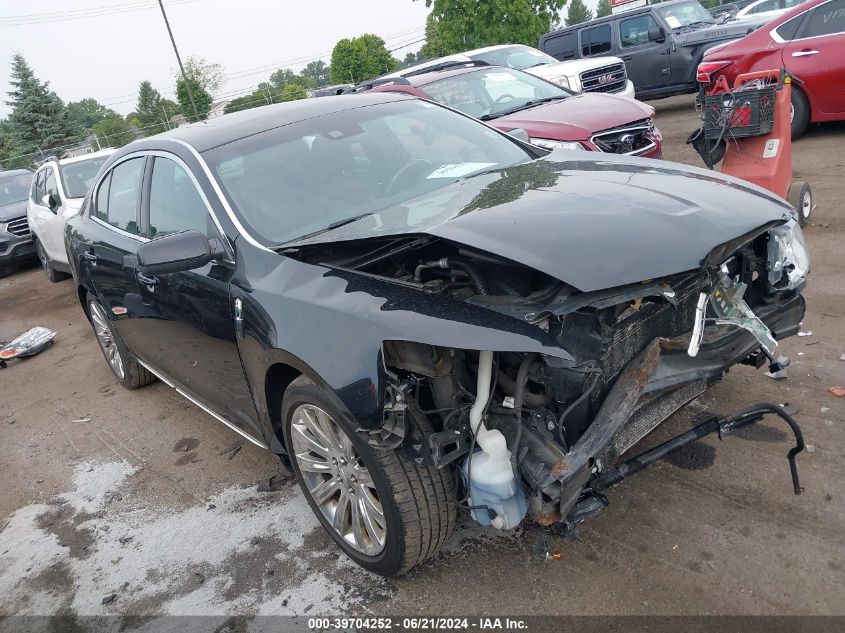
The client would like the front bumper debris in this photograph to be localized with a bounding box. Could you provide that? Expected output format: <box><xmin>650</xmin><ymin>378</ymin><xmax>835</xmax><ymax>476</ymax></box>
<box><xmin>689</xmin><ymin>271</ymin><xmax>777</xmax><ymax>358</ymax></box>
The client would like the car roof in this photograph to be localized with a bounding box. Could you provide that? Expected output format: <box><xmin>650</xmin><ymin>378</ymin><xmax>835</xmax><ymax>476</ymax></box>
<box><xmin>149</xmin><ymin>92</ymin><xmax>414</xmax><ymax>152</ymax></box>
<box><xmin>0</xmin><ymin>168</ymin><xmax>33</xmax><ymax>178</ymax></box>
<box><xmin>543</xmin><ymin>0</ymin><xmax>693</xmax><ymax>33</ymax></box>
<box><xmin>401</xmin><ymin>64</ymin><xmax>509</xmax><ymax>87</ymax></box>
<box><xmin>58</xmin><ymin>148</ymin><xmax>115</xmax><ymax>165</ymax></box>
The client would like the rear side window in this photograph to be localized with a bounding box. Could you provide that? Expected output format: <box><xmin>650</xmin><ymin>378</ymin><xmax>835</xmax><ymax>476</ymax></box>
<box><xmin>798</xmin><ymin>0</ymin><xmax>845</xmax><ymax>37</ymax></box>
<box><xmin>148</xmin><ymin>158</ymin><xmax>211</xmax><ymax>238</ymax></box>
<box><xmin>621</xmin><ymin>15</ymin><xmax>660</xmax><ymax>46</ymax></box>
<box><xmin>582</xmin><ymin>24</ymin><xmax>612</xmax><ymax>56</ymax></box>
<box><xmin>94</xmin><ymin>158</ymin><xmax>143</xmax><ymax>235</ymax></box>
<box><xmin>775</xmin><ymin>14</ymin><xmax>806</xmax><ymax>40</ymax></box>
<box><xmin>542</xmin><ymin>31</ymin><xmax>577</xmax><ymax>59</ymax></box>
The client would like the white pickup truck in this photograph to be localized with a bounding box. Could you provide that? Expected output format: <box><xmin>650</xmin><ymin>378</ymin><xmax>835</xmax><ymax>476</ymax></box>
<box><xmin>386</xmin><ymin>43</ymin><xmax>636</xmax><ymax>99</ymax></box>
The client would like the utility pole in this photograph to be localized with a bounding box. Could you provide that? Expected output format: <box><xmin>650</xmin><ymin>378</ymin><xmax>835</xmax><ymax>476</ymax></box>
<box><xmin>161</xmin><ymin>105</ymin><xmax>171</xmax><ymax>130</ymax></box>
<box><xmin>156</xmin><ymin>0</ymin><xmax>200</xmax><ymax>123</ymax></box>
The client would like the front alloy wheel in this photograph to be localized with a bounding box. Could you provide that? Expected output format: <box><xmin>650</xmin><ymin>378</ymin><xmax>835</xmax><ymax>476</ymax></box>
<box><xmin>282</xmin><ymin>376</ymin><xmax>456</xmax><ymax>575</ymax></box>
<box><xmin>290</xmin><ymin>404</ymin><xmax>386</xmax><ymax>556</ymax></box>
<box><xmin>89</xmin><ymin>299</ymin><xmax>125</xmax><ymax>380</ymax></box>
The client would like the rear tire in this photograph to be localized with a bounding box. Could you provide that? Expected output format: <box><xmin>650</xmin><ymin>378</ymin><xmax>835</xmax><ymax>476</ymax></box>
<box><xmin>282</xmin><ymin>376</ymin><xmax>456</xmax><ymax>575</ymax></box>
<box><xmin>36</xmin><ymin>239</ymin><xmax>69</xmax><ymax>283</ymax></box>
<box><xmin>86</xmin><ymin>293</ymin><xmax>154</xmax><ymax>389</ymax></box>
<box><xmin>791</xmin><ymin>87</ymin><xmax>810</xmax><ymax>139</ymax></box>
<box><xmin>787</xmin><ymin>181</ymin><xmax>812</xmax><ymax>227</ymax></box>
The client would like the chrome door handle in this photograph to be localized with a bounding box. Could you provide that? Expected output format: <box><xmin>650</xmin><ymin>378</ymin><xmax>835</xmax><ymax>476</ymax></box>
<box><xmin>234</xmin><ymin>298</ymin><xmax>244</xmax><ymax>339</ymax></box>
<box><xmin>792</xmin><ymin>49</ymin><xmax>818</xmax><ymax>57</ymax></box>
<box><xmin>137</xmin><ymin>272</ymin><xmax>158</xmax><ymax>286</ymax></box>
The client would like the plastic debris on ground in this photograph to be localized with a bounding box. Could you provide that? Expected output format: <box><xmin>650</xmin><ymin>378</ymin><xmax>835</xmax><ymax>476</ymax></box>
<box><xmin>827</xmin><ymin>386</ymin><xmax>845</xmax><ymax>398</ymax></box>
<box><xmin>797</xmin><ymin>331</ymin><xmax>813</xmax><ymax>337</ymax></box>
<box><xmin>0</xmin><ymin>327</ymin><xmax>56</xmax><ymax>367</ymax></box>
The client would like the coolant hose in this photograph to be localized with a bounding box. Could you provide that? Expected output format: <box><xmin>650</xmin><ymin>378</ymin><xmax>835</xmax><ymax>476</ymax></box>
<box><xmin>496</xmin><ymin>369</ymin><xmax>549</xmax><ymax>409</ymax></box>
<box><xmin>510</xmin><ymin>353</ymin><xmax>537</xmax><ymax>472</ymax></box>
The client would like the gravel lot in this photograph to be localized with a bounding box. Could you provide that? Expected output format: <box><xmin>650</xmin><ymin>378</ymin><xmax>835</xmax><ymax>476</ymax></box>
<box><xmin>1</xmin><ymin>94</ymin><xmax>843</xmax><ymax>620</ymax></box>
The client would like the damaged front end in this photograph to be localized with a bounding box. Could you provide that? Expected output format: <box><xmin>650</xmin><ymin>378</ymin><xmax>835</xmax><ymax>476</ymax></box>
<box><xmin>286</xmin><ymin>212</ymin><xmax>808</xmax><ymax>531</ymax></box>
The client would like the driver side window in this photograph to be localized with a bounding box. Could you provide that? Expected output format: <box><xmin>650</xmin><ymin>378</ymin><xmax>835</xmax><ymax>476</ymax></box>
<box><xmin>147</xmin><ymin>157</ymin><xmax>214</xmax><ymax>238</ymax></box>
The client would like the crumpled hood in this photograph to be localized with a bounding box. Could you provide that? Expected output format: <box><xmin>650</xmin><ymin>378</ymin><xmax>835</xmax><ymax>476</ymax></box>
<box><xmin>0</xmin><ymin>200</ymin><xmax>28</xmax><ymax>223</ymax></box>
<box><xmin>495</xmin><ymin>93</ymin><xmax>653</xmax><ymax>141</ymax></box>
<box><xmin>287</xmin><ymin>153</ymin><xmax>793</xmax><ymax>292</ymax></box>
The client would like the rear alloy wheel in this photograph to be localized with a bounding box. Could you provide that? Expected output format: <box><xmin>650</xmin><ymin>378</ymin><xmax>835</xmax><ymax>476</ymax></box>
<box><xmin>790</xmin><ymin>87</ymin><xmax>810</xmax><ymax>139</ymax></box>
<box><xmin>36</xmin><ymin>239</ymin><xmax>69</xmax><ymax>283</ymax></box>
<box><xmin>86</xmin><ymin>294</ymin><xmax>154</xmax><ymax>389</ymax></box>
<box><xmin>282</xmin><ymin>376</ymin><xmax>456</xmax><ymax>575</ymax></box>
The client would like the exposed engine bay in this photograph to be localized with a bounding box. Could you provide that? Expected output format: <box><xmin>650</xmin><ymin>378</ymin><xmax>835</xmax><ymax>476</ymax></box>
<box><xmin>284</xmin><ymin>217</ymin><xmax>809</xmax><ymax>529</ymax></box>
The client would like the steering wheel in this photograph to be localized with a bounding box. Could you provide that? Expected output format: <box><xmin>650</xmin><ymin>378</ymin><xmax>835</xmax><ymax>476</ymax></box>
<box><xmin>387</xmin><ymin>159</ymin><xmax>434</xmax><ymax>195</ymax></box>
<box><xmin>491</xmin><ymin>94</ymin><xmax>516</xmax><ymax>109</ymax></box>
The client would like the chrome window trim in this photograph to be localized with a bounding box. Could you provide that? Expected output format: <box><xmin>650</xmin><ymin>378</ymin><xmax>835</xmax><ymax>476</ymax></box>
<box><xmin>90</xmin><ymin>215</ymin><xmax>147</xmax><ymax>242</ymax></box>
<box><xmin>166</xmin><ymin>138</ymin><xmax>274</xmax><ymax>253</ymax></box>
<box><xmin>135</xmin><ymin>357</ymin><xmax>268</xmax><ymax>449</ymax></box>
<box><xmin>88</xmin><ymin>154</ymin><xmax>147</xmax><ymax>241</ymax></box>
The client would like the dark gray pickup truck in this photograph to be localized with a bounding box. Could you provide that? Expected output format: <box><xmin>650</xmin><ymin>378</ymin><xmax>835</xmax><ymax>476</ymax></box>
<box><xmin>540</xmin><ymin>0</ymin><xmax>768</xmax><ymax>99</ymax></box>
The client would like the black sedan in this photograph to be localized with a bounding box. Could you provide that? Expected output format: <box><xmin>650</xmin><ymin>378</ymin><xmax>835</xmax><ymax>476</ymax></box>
<box><xmin>66</xmin><ymin>92</ymin><xmax>809</xmax><ymax>575</ymax></box>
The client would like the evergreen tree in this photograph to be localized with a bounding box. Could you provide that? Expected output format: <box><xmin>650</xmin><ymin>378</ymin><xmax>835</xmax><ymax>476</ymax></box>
<box><xmin>136</xmin><ymin>81</ymin><xmax>167</xmax><ymax>135</ymax></box>
<box><xmin>5</xmin><ymin>54</ymin><xmax>75</xmax><ymax>157</ymax></box>
<box><xmin>596</xmin><ymin>0</ymin><xmax>612</xmax><ymax>18</ymax></box>
<box><xmin>565</xmin><ymin>0</ymin><xmax>593</xmax><ymax>25</ymax></box>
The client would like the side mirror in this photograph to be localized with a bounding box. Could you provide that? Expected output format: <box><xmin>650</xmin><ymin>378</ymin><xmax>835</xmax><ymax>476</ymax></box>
<box><xmin>648</xmin><ymin>25</ymin><xmax>666</xmax><ymax>43</ymax></box>
<box><xmin>136</xmin><ymin>230</ymin><xmax>224</xmax><ymax>275</ymax></box>
<box><xmin>506</xmin><ymin>128</ymin><xmax>530</xmax><ymax>143</ymax></box>
<box><xmin>42</xmin><ymin>193</ymin><xmax>59</xmax><ymax>212</ymax></box>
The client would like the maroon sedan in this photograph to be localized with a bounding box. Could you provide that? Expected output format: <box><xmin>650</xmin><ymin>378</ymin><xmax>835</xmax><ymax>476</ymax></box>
<box><xmin>362</xmin><ymin>63</ymin><xmax>663</xmax><ymax>158</ymax></box>
<box><xmin>698</xmin><ymin>0</ymin><xmax>845</xmax><ymax>138</ymax></box>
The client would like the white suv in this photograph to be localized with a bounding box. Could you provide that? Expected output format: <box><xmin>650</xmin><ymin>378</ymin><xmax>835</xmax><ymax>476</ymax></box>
<box><xmin>386</xmin><ymin>44</ymin><xmax>636</xmax><ymax>98</ymax></box>
<box><xmin>27</xmin><ymin>149</ymin><xmax>113</xmax><ymax>282</ymax></box>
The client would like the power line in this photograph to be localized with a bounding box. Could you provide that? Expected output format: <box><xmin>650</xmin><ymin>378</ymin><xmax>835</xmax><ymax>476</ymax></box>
<box><xmin>0</xmin><ymin>0</ymin><xmax>200</xmax><ymax>26</ymax></box>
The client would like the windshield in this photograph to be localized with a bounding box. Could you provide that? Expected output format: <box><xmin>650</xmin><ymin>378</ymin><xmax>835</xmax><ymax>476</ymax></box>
<box><xmin>421</xmin><ymin>67</ymin><xmax>570</xmax><ymax>121</ymax></box>
<box><xmin>468</xmin><ymin>45</ymin><xmax>558</xmax><ymax>70</ymax></box>
<box><xmin>0</xmin><ymin>173</ymin><xmax>32</xmax><ymax>206</ymax></box>
<box><xmin>205</xmin><ymin>99</ymin><xmax>530</xmax><ymax>246</ymax></box>
<box><xmin>656</xmin><ymin>1</ymin><xmax>715</xmax><ymax>28</ymax></box>
<box><xmin>59</xmin><ymin>155</ymin><xmax>110</xmax><ymax>198</ymax></box>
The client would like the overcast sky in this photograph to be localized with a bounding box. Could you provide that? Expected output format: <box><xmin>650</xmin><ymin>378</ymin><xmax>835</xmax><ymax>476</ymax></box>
<box><xmin>0</xmin><ymin>0</ymin><xmax>600</xmax><ymax>119</ymax></box>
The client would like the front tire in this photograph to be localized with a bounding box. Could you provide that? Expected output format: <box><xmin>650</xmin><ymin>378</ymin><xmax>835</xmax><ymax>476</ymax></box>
<box><xmin>36</xmin><ymin>239</ymin><xmax>69</xmax><ymax>283</ymax></box>
<box><xmin>282</xmin><ymin>376</ymin><xmax>456</xmax><ymax>575</ymax></box>
<box><xmin>86</xmin><ymin>293</ymin><xmax>154</xmax><ymax>389</ymax></box>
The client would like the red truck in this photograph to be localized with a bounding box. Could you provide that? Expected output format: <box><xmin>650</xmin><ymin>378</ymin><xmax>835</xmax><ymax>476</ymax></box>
<box><xmin>697</xmin><ymin>0</ymin><xmax>845</xmax><ymax>137</ymax></box>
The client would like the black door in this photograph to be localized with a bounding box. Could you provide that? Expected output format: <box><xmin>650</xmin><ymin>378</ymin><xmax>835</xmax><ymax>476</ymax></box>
<box><xmin>86</xmin><ymin>157</ymin><xmax>147</xmax><ymax>349</ymax></box>
<box><xmin>133</xmin><ymin>155</ymin><xmax>261</xmax><ymax>440</ymax></box>
<box><xmin>617</xmin><ymin>13</ymin><xmax>673</xmax><ymax>91</ymax></box>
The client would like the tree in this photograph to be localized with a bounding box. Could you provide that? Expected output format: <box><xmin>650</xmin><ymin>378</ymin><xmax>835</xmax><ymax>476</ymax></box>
<box><xmin>565</xmin><ymin>0</ymin><xmax>593</xmax><ymax>25</ymax></box>
<box><xmin>299</xmin><ymin>60</ymin><xmax>330</xmax><ymax>88</ymax></box>
<box><xmin>596</xmin><ymin>0</ymin><xmax>612</xmax><ymax>18</ymax></box>
<box><xmin>66</xmin><ymin>98</ymin><xmax>118</xmax><ymax>132</ymax></box>
<box><xmin>420</xmin><ymin>11</ymin><xmax>449</xmax><ymax>58</ymax></box>
<box><xmin>135</xmin><ymin>81</ymin><xmax>168</xmax><ymax>135</ymax></box>
<box><xmin>92</xmin><ymin>115</ymin><xmax>135</xmax><ymax>148</ymax></box>
<box><xmin>401</xmin><ymin>51</ymin><xmax>424</xmax><ymax>67</ymax></box>
<box><xmin>176</xmin><ymin>76</ymin><xmax>213</xmax><ymax>121</ymax></box>
<box><xmin>281</xmin><ymin>83</ymin><xmax>308</xmax><ymax>101</ymax></box>
<box><xmin>5</xmin><ymin>53</ymin><xmax>76</xmax><ymax>157</ymax></box>
<box><xmin>181</xmin><ymin>56</ymin><xmax>225</xmax><ymax>93</ymax></box>
<box><xmin>329</xmin><ymin>34</ymin><xmax>399</xmax><ymax>85</ymax></box>
<box><xmin>419</xmin><ymin>0</ymin><xmax>566</xmax><ymax>54</ymax></box>
<box><xmin>269</xmin><ymin>67</ymin><xmax>297</xmax><ymax>89</ymax></box>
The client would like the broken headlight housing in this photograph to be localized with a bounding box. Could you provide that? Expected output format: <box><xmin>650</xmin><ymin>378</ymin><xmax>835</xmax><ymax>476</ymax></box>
<box><xmin>767</xmin><ymin>219</ymin><xmax>810</xmax><ymax>292</ymax></box>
